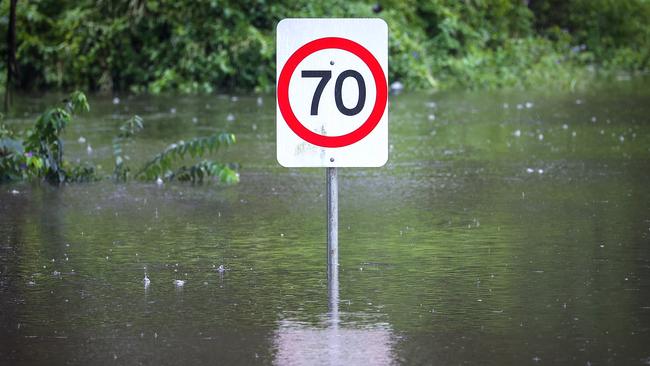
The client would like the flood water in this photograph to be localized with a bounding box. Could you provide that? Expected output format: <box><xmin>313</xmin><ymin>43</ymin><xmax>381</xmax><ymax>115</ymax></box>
<box><xmin>1</xmin><ymin>80</ymin><xmax>650</xmax><ymax>365</ymax></box>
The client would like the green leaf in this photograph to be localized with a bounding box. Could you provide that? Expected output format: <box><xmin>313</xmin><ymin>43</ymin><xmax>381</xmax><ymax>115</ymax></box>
<box><xmin>135</xmin><ymin>132</ymin><xmax>238</xmax><ymax>183</ymax></box>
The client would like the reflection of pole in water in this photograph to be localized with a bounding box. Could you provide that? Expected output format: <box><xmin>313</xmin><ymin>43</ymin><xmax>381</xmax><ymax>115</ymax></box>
<box><xmin>327</xmin><ymin>167</ymin><xmax>340</xmax><ymax>365</ymax></box>
<box><xmin>275</xmin><ymin>251</ymin><xmax>394</xmax><ymax>365</ymax></box>
<box><xmin>327</xmin><ymin>231</ymin><xmax>341</xmax><ymax>366</ymax></box>
<box><xmin>327</xmin><ymin>262</ymin><xmax>341</xmax><ymax>366</ymax></box>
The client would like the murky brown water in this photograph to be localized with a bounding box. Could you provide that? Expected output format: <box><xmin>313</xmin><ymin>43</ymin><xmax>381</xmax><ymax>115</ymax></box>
<box><xmin>1</xmin><ymin>80</ymin><xmax>650</xmax><ymax>365</ymax></box>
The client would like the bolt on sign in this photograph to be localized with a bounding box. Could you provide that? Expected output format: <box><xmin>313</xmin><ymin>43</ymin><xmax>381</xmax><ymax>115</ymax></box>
<box><xmin>276</xmin><ymin>18</ymin><xmax>388</xmax><ymax>167</ymax></box>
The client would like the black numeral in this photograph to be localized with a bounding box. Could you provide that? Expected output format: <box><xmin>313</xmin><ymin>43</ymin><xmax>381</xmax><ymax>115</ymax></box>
<box><xmin>335</xmin><ymin>70</ymin><xmax>366</xmax><ymax>116</ymax></box>
<box><xmin>301</xmin><ymin>69</ymin><xmax>366</xmax><ymax>116</ymax></box>
<box><xmin>301</xmin><ymin>70</ymin><xmax>331</xmax><ymax>115</ymax></box>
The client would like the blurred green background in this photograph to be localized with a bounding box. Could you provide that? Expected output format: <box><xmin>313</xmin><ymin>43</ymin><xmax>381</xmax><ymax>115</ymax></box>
<box><xmin>1</xmin><ymin>0</ymin><xmax>649</xmax><ymax>94</ymax></box>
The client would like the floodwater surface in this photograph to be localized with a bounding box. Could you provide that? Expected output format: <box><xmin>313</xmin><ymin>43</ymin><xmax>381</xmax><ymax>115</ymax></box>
<box><xmin>1</xmin><ymin>81</ymin><xmax>650</xmax><ymax>365</ymax></box>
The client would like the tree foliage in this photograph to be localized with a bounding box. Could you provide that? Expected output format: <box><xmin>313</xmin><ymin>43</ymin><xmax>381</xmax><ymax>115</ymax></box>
<box><xmin>0</xmin><ymin>0</ymin><xmax>648</xmax><ymax>92</ymax></box>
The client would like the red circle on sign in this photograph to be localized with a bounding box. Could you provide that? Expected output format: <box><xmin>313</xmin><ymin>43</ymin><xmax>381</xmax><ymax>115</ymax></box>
<box><xmin>277</xmin><ymin>37</ymin><xmax>387</xmax><ymax>148</ymax></box>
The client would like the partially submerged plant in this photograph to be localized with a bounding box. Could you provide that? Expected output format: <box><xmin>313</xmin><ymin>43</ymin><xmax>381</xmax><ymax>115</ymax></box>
<box><xmin>1</xmin><ymin>91</ymin><xmax>95</xmax><ymax>183</ymax></box>
<box><xmin>112</xmin><ymin>115</ymin><xmax>144</xmax><ymax>182</ymax></box>
<box><xmin>0</xmin><ymin>121</ymin><xmax>28</xmax><ymax>181</ymax></box>
<box><xmin>1</xmin><ymin>92</ymin><xmax>239</xmax><ymax>185</ymax></box>
<box><xmin>135</xmin><ymin>133</ymin><xmax>239</xmax><ymax>184</ymax></box>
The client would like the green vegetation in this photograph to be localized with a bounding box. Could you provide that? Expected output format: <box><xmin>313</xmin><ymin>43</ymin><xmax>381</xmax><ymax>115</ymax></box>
<box><xmin>1</xmin><ymin>0</ymin><xmax>649</xmax><ymax>94</ymax></box>
<box><xmin>0</xmin><ymin>91</ymin><xmax>95</xmax><ymax>183</ymax></box>
<box><xmin>112</xmin><ymin>115</ymin><xmax>144</xmax><ymax>181</ymax></box>
<box><xmin>0</xmin><ymin>91</ymin><xmax>239</xmax><ymax>184</ymax></box>
<box><xmin>135</xmin><ymin>133</ymin><xmax>239</xmax><ymax>184</ymax></box>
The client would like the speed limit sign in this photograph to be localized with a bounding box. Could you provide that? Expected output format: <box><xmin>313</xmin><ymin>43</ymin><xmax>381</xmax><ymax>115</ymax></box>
<box><xmin>276</xmin><ymin>18</ymin><xmax>388</xmax><ymax>167</ymax></box>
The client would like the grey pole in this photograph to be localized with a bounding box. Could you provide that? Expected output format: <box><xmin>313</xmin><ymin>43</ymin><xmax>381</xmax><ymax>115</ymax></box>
<box><xmin>327</xmin><ymin>167</ymin><xmax>338</xmax><ymax>284</ymax></box>
<box><xmin>327</xmin><ymin>191</ymin><xmax>340</xmax><ymax>363</ymax></box>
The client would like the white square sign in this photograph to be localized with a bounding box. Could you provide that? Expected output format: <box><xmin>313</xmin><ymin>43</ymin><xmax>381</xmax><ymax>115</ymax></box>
<box><xmin>276</xmin><ymin>18</ymin><xmax>388</xmax><ymax>167</ymax></box>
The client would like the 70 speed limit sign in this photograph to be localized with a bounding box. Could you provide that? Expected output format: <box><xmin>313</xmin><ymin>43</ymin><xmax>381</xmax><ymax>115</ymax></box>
<box><xmin>276</xmin><ymin>19</ymin><xmax>388</xmax><ymax>167</ymax></box>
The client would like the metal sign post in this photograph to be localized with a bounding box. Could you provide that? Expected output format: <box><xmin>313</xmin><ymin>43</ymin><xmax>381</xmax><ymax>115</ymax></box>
<box><xmin>327</xmin><ymin>167</ymin><xmax>338</xmax><ymax>282</ymax></box>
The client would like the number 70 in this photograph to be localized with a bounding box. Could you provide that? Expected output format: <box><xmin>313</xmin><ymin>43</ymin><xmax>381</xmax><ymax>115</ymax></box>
<box><xmin>301</xmin><ymin>69</ymin><xmax>367</xmax><ymax>116</ymax></box>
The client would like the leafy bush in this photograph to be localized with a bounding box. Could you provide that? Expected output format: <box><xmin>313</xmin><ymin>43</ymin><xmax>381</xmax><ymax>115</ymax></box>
<box><xmin>1</xmin><ymin>0</ymin><xmax>648</xmax><ymax>92</ymax></box>
<box><xmin>135</xmin><ymin>133</ymin><xmax>239</xmax><ymax>184</ymax></box>
<box><xmin>0</xmin><ymin>92</ymin><xmax>239</xmax><ymax>185</ymax></box>
<box><xmin>1</xmin><ymin>91</ymin><xmax>94</xmax><ymax>183</ymax></box>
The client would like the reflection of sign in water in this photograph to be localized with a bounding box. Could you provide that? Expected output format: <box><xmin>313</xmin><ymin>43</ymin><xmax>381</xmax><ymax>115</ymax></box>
<box><xmin>274</xmin><ymin>320</ymin><xmax>395</xmax><ymax>365</ymax></box>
